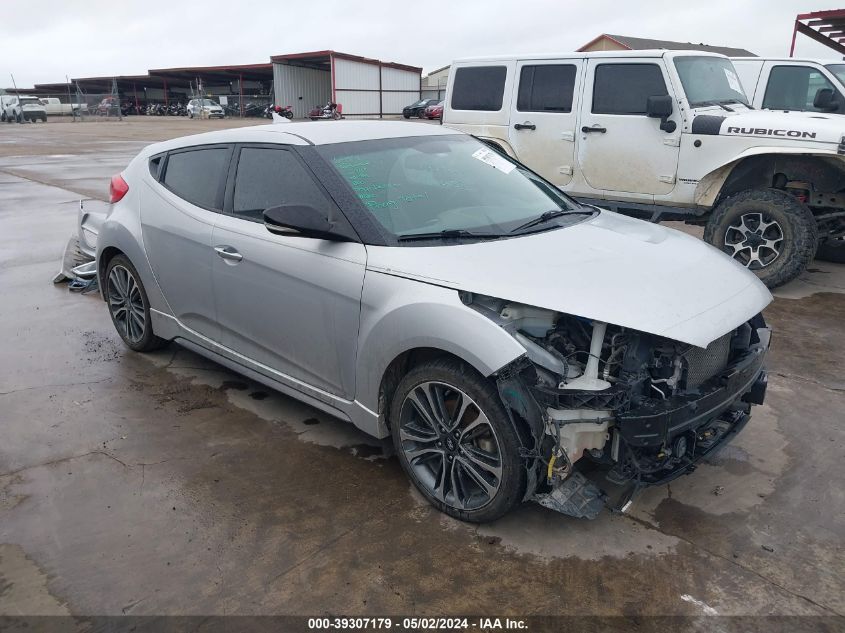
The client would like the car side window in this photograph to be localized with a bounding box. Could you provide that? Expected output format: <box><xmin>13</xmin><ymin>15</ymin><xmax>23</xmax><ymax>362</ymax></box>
<box><xmin>450</xmin><ymin>66</ymin><xmax>507</xmax><ymax>111</ymax></box>
<box><xmin>763</xmin><ymin>65</ymin><xmax>837</xmax><ymax>111</ymax></box>
<box><xmin>231</xmin><ymin>147</ymin><xmax>330</xmax><ymax>222</ymax></box>
<box><xmin>517</xmin><ymin>64</ymin><xmax>577</xmax><ymax>112</ymax></box>
<box><xmin>592</xmin><ymin>63</ymin><xmax>668</xmax><ymax>115</ymax></box>
<box><xmin>162</xmin><ymin>146</ymin><xmax>230</xmax><ymax>210</ymax></box>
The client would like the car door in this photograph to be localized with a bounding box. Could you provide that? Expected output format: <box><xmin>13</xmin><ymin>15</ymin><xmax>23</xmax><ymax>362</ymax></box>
<box><xmin>508</xmin><ymin>59</ymin><xmax>581</xmax><ymax>186</ymax></box>
<box><xmin>211</xmin><ymin>144</ymin><xmax>367</xmax><ymax>399</ymax></box>
<box><xmin>140</xmin><ymin>144</ymin><xmax>232</xmax><ymax>339</ymax></box>
<box><xmin>577</xmin><ymin>59</ymin><xmax>680</xmax><ymax>197</ymax></box>
<box><xmin>761</xmin><ymin>63</ymin><xmax>844</xmax><ymax>112</ymax></box>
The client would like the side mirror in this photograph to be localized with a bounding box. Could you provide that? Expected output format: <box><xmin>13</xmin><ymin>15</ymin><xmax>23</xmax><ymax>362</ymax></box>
<box><xmin>263</xmin><ymin>204</ymin><xmax>348</xmax><ymax>241</ymax></box>
<box><xmin>813</xmin><ymin>88</ymin><xmax>839</xmax><ymax>111</ymax></box>
<box><xmin>647</xmin><ymin>95</ymin><xmax>677</xmax><ymax>132</ymax></box>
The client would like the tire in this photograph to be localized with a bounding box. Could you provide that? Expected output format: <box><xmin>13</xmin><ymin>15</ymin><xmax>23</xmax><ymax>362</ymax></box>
<box><xmin>1</xmin><ymin>111</ymin><xmax>5</xmax><ymax>122</ymax></box>
<box><xmin>816</xmin><ymin>237</ymin><xmax>845</xmax><ymax>264</ymax></box>
<box><xmin>389</xmin><ymin>357</ymin><xmax>526</xmax><ymax>523</ymax></box>
<box><xmin>403</xmin><ymin>113</ymin><xmax>410</xmax><ymax>119</ymax></box>
<box><xmin>104</xmin><ymin>255</ymin><xmax>167</xmax><ymax>353</ymax></box>
<box><xmin>41</xmin><ymin>115</ymin><xmax>47</xmax><ymax>122</ymax></box>
<box><xmin>704</xmin><ymin>188</ymin><xmax>818</xmax><ymax>289</ymax></box>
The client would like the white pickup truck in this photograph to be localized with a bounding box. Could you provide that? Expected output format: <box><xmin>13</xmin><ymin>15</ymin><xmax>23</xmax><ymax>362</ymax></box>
<box><xmin>443</xmin><ymin>50</ymin><xmax>845</xmax><ymax>286</ymax></box>
<box><xmin>39</xmin><ymin>97</ymin><xmax>84</xmax><ymax>116</ymax></box>
<box><xmin>732</xmin><ymin>57</ymin><xmax>845</xmax><ymax>115</ymax></box>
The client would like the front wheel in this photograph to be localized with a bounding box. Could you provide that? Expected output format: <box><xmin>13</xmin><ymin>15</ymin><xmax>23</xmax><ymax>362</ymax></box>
<box><xmin>704</xmin><ymin>189</ymin><xmax>818</xmax><ymax>289</ymax></box>
<box><xmin>105</xmin><ymin>255</ymin><xmax>167</xmax><ymax>352</ymax></box>
<box><xmin>389</xmin><ymin>358</ymin><xmax>526</xmax><ymax>523</ymax></box>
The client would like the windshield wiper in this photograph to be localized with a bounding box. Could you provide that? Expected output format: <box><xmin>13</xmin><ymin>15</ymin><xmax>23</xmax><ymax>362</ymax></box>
<box><xmin>696</xmin><ymin>100</ymin><xmax>734</xmax><ymax>112</ymax></box>
<box><xmin>397</xmin><ymin>229</ymin><xmax>503</xmax><ymax>242</ymax></box>
<box><xmin>510</xmin><ymin>209</ymin><xmax>583</xmax><ymax>233</ymax></box>
<box><xmin>722</xmin><ymin>98</ymin><xmax>753</xmax><ymax>110</ymax></box>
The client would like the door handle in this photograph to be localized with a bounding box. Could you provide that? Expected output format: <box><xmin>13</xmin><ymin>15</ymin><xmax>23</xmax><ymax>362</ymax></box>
<box><xmin>514</xmin><ymin>122</ymin><xmax>536</xmax><ymax>131</ymax></box>
<box><xmin>214</xmin><ymin>246</ymin><xmax>243</xmax><ymax>262</ymax></box>
<box><xmin>581</xmin><ymin>125</ymin><xmax>607</xmax><ymax>133</ymax></box>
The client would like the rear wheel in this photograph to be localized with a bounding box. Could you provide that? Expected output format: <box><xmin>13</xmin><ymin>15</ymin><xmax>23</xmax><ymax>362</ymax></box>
<box><xmin>704</xmin><ymin>188</ymin><xmax>818</xmax><ymax>289</ymax></box>
<box><xmin>105</xmin><ymin>255</ymin><xmax>167</xmax><ymax>352</ymax></box>
<box><xmin>390</xmin><ymin>358</ymin><xmax>525</xmax><ymax>523</ymax></box>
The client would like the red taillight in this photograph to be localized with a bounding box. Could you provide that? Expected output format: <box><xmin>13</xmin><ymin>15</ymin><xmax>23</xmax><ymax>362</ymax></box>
<box><xmin>109</xmin><ymin>174</ymin><xmax>129</xmax><ymax>204</ymax></box>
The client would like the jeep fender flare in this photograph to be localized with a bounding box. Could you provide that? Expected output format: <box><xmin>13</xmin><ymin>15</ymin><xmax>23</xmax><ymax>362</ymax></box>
<box><xmin>694</xmin><ymin>146</ymin><xmax>845</xmax><ymax>208</ymax></box>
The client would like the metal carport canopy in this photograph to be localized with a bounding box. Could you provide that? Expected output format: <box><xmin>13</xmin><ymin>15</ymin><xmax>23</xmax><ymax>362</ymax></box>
<box><xmin>147</xmin><ymin>62</ymin><xmax>274</xmax><ymax>87</ymax></box>
<box><xmin>791</xmin><ymin>9</ymin><xmax>845</xmax><ymax>56</ymax></box>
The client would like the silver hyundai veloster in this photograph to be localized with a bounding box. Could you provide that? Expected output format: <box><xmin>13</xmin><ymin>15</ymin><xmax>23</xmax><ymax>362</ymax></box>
<box><xmin>98</xmin><ymin>121</ymin><xmax>772</xmax><ymax>522</ymax></box>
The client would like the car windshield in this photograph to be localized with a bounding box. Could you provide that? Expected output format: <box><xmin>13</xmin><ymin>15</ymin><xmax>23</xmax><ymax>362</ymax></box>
<box><xmin>201</xmin><ymin>99</ymin><xmax>218</xmax><ymax>106</ymax></box>
<box><xmin>317</xmin><ymin>134</ymin><xmax>587</xmax><ymax>241</ymax></box>
<box><xmin>674</xmin><ymin>56</ymin><xmax>750</xmax><ymax>107</ymax></box>
<box><xmin>20</xmin><ymin>98</ymin><xmax>40</xmax><ymax>106</ymax></box>
<box><xmin>825</xmin><ymin>64</ymin><xmax>845</xmax><ymax>86</ymax></box>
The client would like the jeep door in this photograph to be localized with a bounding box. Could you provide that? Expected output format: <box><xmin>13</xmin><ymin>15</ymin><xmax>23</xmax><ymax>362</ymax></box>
<box><xmin>140</xmin><ymin>144</ymin><xmax>232</xmax><ymax>339</ymax></box>
<box><xmin>210</xmin><ymin>144</ymin><xmax>366</xmax><ymax>399</ymax></box>
<box><xmin>508</xmin><ymin>59</ymin><xmax>582</xmax><ymax>187</ymax></box>
<box><xmin>577</xmin><ymin>58</ymin><xmax>680</xmax><ymax>197</ymax></box>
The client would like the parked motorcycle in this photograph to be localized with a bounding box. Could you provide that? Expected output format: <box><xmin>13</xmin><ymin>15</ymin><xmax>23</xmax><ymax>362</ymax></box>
<box><xmin>309</xmin><ymin>101</ymin><xmax>341</xmax><ymax>121</ymax></box>
<box><xmin>265</xmin><ymin>104</ymin><xmax>294</xmax><ymax>119</ymax></box>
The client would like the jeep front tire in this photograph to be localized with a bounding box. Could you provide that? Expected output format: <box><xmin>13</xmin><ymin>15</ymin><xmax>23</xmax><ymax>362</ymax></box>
<box><xmin>704</xmin><ymin>189</ymin><xmax>818</xmax><ymax>289</ymax></box>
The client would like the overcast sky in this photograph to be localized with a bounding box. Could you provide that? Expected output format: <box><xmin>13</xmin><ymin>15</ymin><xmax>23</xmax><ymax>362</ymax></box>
<box><xmin>2</xmin><ymin>0</ymin><xmax>838</xmax><ymax>87</ymax></box>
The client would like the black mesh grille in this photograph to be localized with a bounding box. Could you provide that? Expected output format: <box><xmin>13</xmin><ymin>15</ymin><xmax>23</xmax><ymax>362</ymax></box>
<box><xmin>684</xmin><ymin>332</ymin><xmax>732</xmax><ymax>388</ymax></box>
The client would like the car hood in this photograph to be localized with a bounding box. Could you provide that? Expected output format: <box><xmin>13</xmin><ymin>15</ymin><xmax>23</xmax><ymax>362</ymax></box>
<box><xmin>364</xmin><ymin>211</ymin><xmax>772</xmax><ymax>347</ymax></box>
<box><xmin>693</xmin><ymin>107</ymin><xmax>845</xmax><ymax>144</ymax></box>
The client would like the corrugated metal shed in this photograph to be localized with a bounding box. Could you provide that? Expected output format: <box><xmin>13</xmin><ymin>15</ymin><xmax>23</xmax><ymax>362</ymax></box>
<box><xmin>272</xmin><ymin>50</ymin><xmax>422</xmax><ymax>118</ymax></box>
<box><xmin>273</xmin><ymin>64</ymin><xmax>331</xmax><ymax>119</ymax></box>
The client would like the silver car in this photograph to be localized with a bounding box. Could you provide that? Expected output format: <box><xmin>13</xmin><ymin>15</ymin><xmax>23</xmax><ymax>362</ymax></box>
<box><xmin>187</xmin><ymin>98</ymin><xmax>225</xmax><ymax>119</ymax></box>
<box><xmin>98</xmin><ymin>121</ymin><xmax>772</xmax><ymax>522</ymax></box>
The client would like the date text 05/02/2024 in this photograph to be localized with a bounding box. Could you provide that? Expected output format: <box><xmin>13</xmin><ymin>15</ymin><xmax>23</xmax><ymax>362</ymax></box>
<box><xmin>307</xmin><ymin>617</ymin><xmax>529</xmax><ymax>630</ymax></box>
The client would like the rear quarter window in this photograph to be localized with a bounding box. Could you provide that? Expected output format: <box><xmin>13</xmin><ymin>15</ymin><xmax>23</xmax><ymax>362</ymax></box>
<box><xmin>450</xmin><ymin>66</ymin><xmax>507</xmax><ymax>111</ymax></box>
<box><xmin>161</xmin><ymin>146</ymin><xmax>230</xmax><ymax>210</ymax></box>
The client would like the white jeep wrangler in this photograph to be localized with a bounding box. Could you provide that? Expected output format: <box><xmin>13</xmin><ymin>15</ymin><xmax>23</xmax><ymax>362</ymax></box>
<box><xmin>443</xmin><ymin>51</ymin><xmax>845</xmax><ymax>287</ymax></box>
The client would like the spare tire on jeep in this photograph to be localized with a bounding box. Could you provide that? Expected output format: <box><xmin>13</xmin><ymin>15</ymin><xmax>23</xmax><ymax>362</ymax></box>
<box><xmin>703</xmin><ymin>188</ymin><xmax>818</xmax><ymax>289</ymax></box>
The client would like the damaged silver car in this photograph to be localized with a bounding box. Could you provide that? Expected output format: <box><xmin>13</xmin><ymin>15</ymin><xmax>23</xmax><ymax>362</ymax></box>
<box><xmin>94</xmin><ymin>121</ymin><xmax>772</xmax><ymax>522</ymax></box>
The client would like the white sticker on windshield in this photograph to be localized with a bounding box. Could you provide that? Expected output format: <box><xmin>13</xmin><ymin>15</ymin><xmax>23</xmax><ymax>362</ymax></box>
<box><xmin>724</xmin><ymin>68</ymin><xmax>743</xmax><ymax>94</ymax></box>
<box><xmin>471</xmin><ymin>147</ymin><xmax>516</xmax><ymax>174</ymax></box>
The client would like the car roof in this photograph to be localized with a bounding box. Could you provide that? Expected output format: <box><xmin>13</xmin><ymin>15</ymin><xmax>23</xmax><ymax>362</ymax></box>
<box><xmin>731</xmin><ymin>56</ymin><xmax>845</xmax><ymax>64</ymax></box>
<box><xmin>142</xmin><ymin>120</ymin><xmax>457</xmax><ymax>155</ymax></box>
<box><xmin>451</xmin><ymin>49</ymin><xmax>728</xmax><ymax>63</ymax></box>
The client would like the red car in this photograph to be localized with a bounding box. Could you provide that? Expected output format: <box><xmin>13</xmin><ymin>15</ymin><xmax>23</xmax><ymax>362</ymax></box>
<box><xmin>423</xmin><ymin>100</ymin><xmax>443</xmax><ymax>120</ymax></box>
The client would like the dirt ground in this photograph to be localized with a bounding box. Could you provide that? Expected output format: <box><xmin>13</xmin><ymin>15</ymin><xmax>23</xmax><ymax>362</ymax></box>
<box><xmin>0</xmin><ymin>117</ymin><xmax>843</xmax><ymax>628</ymax></box>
